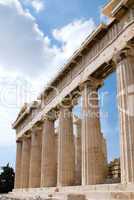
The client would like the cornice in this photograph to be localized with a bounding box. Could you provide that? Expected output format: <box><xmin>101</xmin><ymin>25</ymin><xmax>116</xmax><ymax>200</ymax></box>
<box><xmin>12</xmin><ymin>100</ymin><xmax>41</xmax><ymax>129</ymax></box>
<box><xmin>102</xmin><ymin>0</ymin><xmax>134</xmax><ymax>19</ymax></box>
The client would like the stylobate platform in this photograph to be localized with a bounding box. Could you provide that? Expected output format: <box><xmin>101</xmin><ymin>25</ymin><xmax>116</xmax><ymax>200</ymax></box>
<box><xmin>6</xmin><ymin>184</ymin><xmax>134</xmax><ymax>200</ymax></box>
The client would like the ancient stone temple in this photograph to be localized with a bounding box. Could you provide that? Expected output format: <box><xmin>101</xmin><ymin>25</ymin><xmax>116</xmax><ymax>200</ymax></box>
<box><xmin>11</xmin><ymin>0</ymin><xmax>134</xmax><ymax>199</ymax></box>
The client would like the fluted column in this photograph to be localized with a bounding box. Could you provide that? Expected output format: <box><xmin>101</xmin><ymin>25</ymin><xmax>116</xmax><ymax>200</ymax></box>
<box><xmin>55</xmin><ymin>128</ymin><xmax>58</xmax><ymax>170</ymax></box>
<box><xmin>41</xmin><ymin>117</ymin><xmax>57</xmax><ymax>187</ymax></box>
<box><xmin>74</xmin><ymin>116</ymin><xmax>82</xmax><ymax>185</ymax></box>
<box><xmin>81</xmin><ymin>79</ymin><xmax>105</xmax><ymax>185</ymax></box>
<box><xmin>21</xmin><ymin>137</ymin><xmax>31</xmax><ymax>188</ymax></box>
<box><xmin>29</xmin><ymin>126</ymin><xmax>42</xmax><ymax>188</ymax></box>
<box><xmin>115</xmin><ymin>48</ymin><xmax>134</xmax><ymax>183</ymax></box>
<box><xmin>57</xmin><ymin>106</ymin><xmax>75</xmax><ymax>186</ymax></box>
<box><xmin>15</xmin><ymin>140</ymin><xmax>22</xmax><ymax>188</ymax></box>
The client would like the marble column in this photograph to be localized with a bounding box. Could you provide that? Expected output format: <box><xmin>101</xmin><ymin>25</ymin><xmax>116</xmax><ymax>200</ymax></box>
<box><xmin>74</xmin><ymin>116</ymin><xmax>82</xmax><ymax>185</ymax></box>
<box><xmin>55</xmin><ymin>128</ymin><xmax>58</xmax><ymax>172</ymax></box>
<box><xmin>29</xmin><ymin>126</ymin><xmax>42</xmax><ymax>188</ymax></box>
<box><xmin>21</xmin><ymin>137</ymin><xmax>31</xmax><ymax>188</ymax></box>
<box><xmin>116</xmin><ymin>48</ymin><xmax>134</xmax><ymax>183</ymax></box>
<box><xmin>81</xmin><ymin>79</ymin><xmax>105</xmax><ymax>185</ymax></box>
<box><xmin>41</xmin><ymin>117</ymin><xmax>57</xmax><ymax>187</ymax></box>
<box><xmin>57</xmin><ymin>106</ymin><xmax>75</xmax><ymax>186</ymax></box>
<box><xmin>15</xmin><ymin>140</ymin><xmax>22</xmax><ymax>188</ymax></box>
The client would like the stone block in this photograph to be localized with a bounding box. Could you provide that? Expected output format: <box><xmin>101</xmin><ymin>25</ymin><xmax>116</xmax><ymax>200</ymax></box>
<box><xmin>67</xmin><ymin>194</ymin><xmax>86</xmax><ymax>200</ymax></box>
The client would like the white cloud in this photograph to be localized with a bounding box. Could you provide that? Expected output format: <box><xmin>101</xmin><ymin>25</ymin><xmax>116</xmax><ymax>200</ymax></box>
<box><xmin>31</xmin><ymin>0</ymin><xmax>44</xmax><ymax>12</ymax></box>
<box><xmin>0</xmin><ymin>0</ymin><xmax>54</xmax><ymax>77</ymax></box>
<box><xmin>0</xmin><ymin>0</ymin><xmax>96</xmax><ymax>156</ymax></box>
<box><xmin>24</xmin><ymin>0</ymin><xmax>45</xmax><ymax>13</ymax></box>
<box><xmin>53</xmin><ymin>19</ymin><xmax>95</xmax><ymax>59</ymax></box>
<box><xmin>0</xmin><ymin>0</ymin><xmax>96</xmax><ymax>81</ymax></box>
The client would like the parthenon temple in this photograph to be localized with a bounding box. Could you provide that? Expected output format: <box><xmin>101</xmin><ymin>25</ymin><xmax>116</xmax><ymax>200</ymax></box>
<box><xmin>11</xmin><ymin>0</ymin><xmax>134</xmax><ymax>199</ymax></box>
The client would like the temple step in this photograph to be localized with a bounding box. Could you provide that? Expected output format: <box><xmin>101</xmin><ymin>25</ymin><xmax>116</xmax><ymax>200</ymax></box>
<box><xmin>1</xmin><ymin>191</ymin><xmax>134</xmax><ymax>200</ymax></box>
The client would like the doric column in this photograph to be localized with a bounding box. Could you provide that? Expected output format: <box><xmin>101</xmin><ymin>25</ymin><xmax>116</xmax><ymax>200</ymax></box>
<box><xmin>21</xmin><ymin>137</ymin><xmax>31</xmax><ymax>188</ymax></box>
<box><xmin>57</xmin><ymin>105</ymin><xmax>75</xmax><ymax>186</ymax></box>
<box><xmin>74</xmin><ymin>116</ymin><xmax>82</xmax><ymax>185</ymax></box>
<box><xmin>15</xmin><ymin>140</ymin><xmax>22</xmax><ymax>188</ymax></box>
<box><xmin>41</xmin><ymin>116</ymin><xmax>57</xmax><ymax>187</ymax></box>
<box><xmin>115</xmin><ymin>47</ymin><xmax>134</xmax><ymax>183</ymax></box>
<box><xmin>29</xmin><ymin>126</ymin><xmax>42</xmax><ymax>188</ymax></box>
<box><xmin>81</xmin><ymin>78</ymin><xmax>105</xmax><ymax>185</ymax></box>
<box><xmin>55</xmin><ymin>128</ymin><xmax>58</xmax><ymax>169</ymax></box>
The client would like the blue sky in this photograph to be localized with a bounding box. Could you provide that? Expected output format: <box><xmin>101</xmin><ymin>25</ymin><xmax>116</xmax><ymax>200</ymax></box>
<box><xmin>21</xmin><ymin>0</ymin><xmax>107</xmax><ymax>35</ymax></box>
<box><xmin>0</xmin><ymin>0</ymin><xmax>119</xmax><ymax>169</ymax></box>
<box><xmin>99</xmin><ymin>73</ymin><xmax>119</xmax><ymax>161</ymax></box>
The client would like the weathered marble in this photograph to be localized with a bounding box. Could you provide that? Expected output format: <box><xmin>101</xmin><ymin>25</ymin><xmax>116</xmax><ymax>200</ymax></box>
<box><xmin>41</xmin><ymin>118</ymin><xmax>57</xmax><ymax>187</ymax></box>
<box><xmin>29</xmin><ymin>127</ymin><xmax>42</xmax><ymax>188</ymax></box>
<box><xmin>116</xmin><ymin>48</ymin><xmax>134</xmax><ymax>184</ymax></box>
<box><xmin>81</xmin><ymin>80</ymin><xmax>106</xmax><ymax>185</ymax></box>
<box><xmin>14</xmin><ymin>141</ymin><xmax>22</xmax><ymax>189</ymax></box>
<box><xmin>74</xmin><ymin>116</ymin><xmax>82</xmax><ymax>185</ymax></box>
<box><xmin>20</xmin><ymin>137</ymin><xmax>31</xmax><ymax>188</ymax></box>
<box><xmin>57</xmin><ymin>106</ymin><xmax>75</xmax><ymax>186</ymax></box>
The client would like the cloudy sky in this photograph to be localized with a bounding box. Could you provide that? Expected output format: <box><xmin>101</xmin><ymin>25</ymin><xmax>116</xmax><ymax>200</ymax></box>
<box><xmin>0</xmin><ymin>0</ymin><xmax>119</xmax><ymax>168</ymax></box>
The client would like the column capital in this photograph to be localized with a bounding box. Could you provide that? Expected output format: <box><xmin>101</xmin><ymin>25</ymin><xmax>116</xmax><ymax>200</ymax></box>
<box><xmin>57</xmin><ymin>99</ymin><xmax>74</xmax><ymax>111</ymax></box>
<box><xmin>42</xmin><ymin>110</ymin><xmax>57</xmax><ymax>121</ymax></box>
<box><xmin>23</xmin><ymin>130</ymin><xmax>31</xmax><ymax>139</ymax></box>
<box><xmin>16</xmin><ymin>139</ymin><xmax>22</xmax><ymax>143</ymax></box>
<box><xmin>31</xmin><ymin>124</ymin><xmax>43</xmax><ymax>133</ymax></box>
<box><xmin>71</xmin><ymin>89</ymin><xmax>81</xmax><ymax>105</ymax></box>
<box><xmin>57</xmin><ymin>105</ymin><xmax>73</xmax><ymax>122</ymax></box>
<box><xmin>80</xmin><ymin>76</ymin><xmax>103</xmax><ymax>91</ymax></box>
<box><xmin>113</xmin><ymin>46</ymin><xmax>134</xmax><ymax>64</ymax></box>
